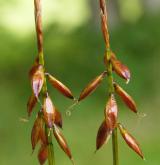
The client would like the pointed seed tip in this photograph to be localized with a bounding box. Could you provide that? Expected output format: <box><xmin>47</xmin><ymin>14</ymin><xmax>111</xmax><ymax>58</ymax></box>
<box><xmin>126</xmin><ymin>79</ymin><xmax>130</xmax><ymax>84</ymax></box>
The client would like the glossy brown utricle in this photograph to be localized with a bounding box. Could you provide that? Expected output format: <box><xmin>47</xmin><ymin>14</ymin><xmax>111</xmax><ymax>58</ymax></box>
<box><xmin>78</xmin><ymin>71</ymin><xmax>107</xmax><ymax>101</ymax></box>
<box><xmin>114</xmin><ymin>83</ymin><xmax>137</xmax><ymax>113</ymax></box>
<box><xmin>38</xmin><ymin>145</ymin><xmax>48</xmax><ymax>165</ymax></box>
<box><xmin>31</xmin><ymin>113</ymin><xmax>45</xmax><ymax>151</ymax></box>
<box><xmin>96</xmin><ymin>120</ymin><xmax>112</xmax><ymax>150</ymax></box>
<box><xmin>118</xmin><ymin>123</ymin><xmax>144</xmax><ymax>159</ymax></box>
<box><xmin>43</xmin><ymin>96</ymin><xmax>56</xmax><ymax>128</ymax></box>
<box><xmin>29</xmin><ymin>64</ymin><xmax>44</xmax><ymax>98</ymax></box>
<box><xmin>111</xmin><ymin>57</ymin><xmax>130</xmax><ymax>82</ymax></box>
<box><xmin>104</xmin><ymin>94</ymin><xmax>118</xmax><ymax>129</ymax></box>
<box><xmin>53</xmin><ymin>125</ymin><xmax>73</xmax><ymax>161</ymax></box>
<box><xmin>27</xmin><ymin>93</ymin><xmax>37</xmax><ymax>117</ymax></box>
<box><xmin>54</xmin><ymin>108</ymin><xmax>63</xmax><ymax>128</ymax></box>
<box><xmin>46</xmin><ymin>73</ymin><xmax>74</xmax><ymax>99</ymax></box>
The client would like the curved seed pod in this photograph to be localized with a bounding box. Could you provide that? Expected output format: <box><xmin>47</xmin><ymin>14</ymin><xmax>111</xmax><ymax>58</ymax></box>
<box><xmin>54</xmin><ymin>108</ymin><xmax>63</xmax><ymax>128</ymax></box>
<box><xmin>118</xmin><ymin>123</ymin><xmax>144</xmax><ymax>159</ymax></box>
<box><xmin>38</xmin><ymin>145</ymin><xmax>48</xmax><ymax>165</ymax></box>
<box><xmin>96</xmin><ymin>120</ymin><xmax>112</xmax><ymax>151</ymax></box>
<box><xmin>29</xmin><ymin>64</ymin><xmax>44</xmax><ymax>98</ymax></box>
<box><xmin>111</xmin><ymin>57</ymin><xmax>130</xmax><ymax>83</ymax></box>
<box><xmin>31</xmin><ymin>113</ymin><xmax>45</xmax><ymax>151</ymax></box>
<box><xmin>78</xmin><ymin>71</ymin><xmax>107</xmax><ymax>101</ymax></box>
<box><xmin>43</xmin><ymin>96</ymin><xmax>56</xmax><ymax>128</ymax></box>
<box><xmin>53</xmin><ymin>125</ymin><xmax>73</xmax><ymax>161</ymax></box>
<box><xmin>46</xmin><ymin>73</ymin><xmax>74</xmax><ymax>99</ymax></box>
<box><xmin>27</xmin><ymin>93</ymin><xmax>37</xmax><ymax>117</ymax></box>
<box><xmin>104</xmin><ymin>94</ymin><xmax>118</xmax><ymax>129</ymax></box>
<box><xmin>114</xmin><ymin>83</ymin><xmax>137</xmax><ymax>113</ymax></box>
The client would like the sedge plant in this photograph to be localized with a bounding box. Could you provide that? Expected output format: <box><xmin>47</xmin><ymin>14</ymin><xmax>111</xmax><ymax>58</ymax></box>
<box><xmin>27</xmin><ymin>0</ymin><xmax>75</xmax><ymax>164</ymax></box>
<box><xmin>76</xmin><ymin>1</ymin><xmax>145</xmax><ymax>165</ymax></box>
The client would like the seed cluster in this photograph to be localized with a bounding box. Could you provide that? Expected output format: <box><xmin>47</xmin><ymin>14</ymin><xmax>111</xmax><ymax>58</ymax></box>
<box><xmin>27</xmin><ymin>0</ymin><xmax>74</xmax><ymax>164</ymax></box>
<box><xmin>77</xmin><ymin>0</ymin><xmax>144</xmax><ymax>160</ymax></box>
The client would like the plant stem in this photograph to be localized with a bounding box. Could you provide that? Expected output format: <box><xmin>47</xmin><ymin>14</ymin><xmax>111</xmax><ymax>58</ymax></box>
<box><xmin>112</xmin><ymin>127</ymin><xmax>119</xmax><ymax>165</ymax></box>
<box><xmin>45</xmin><ymin>126</ymin><xmax>55</xmax><ymax>165</ymax></box>
<box><xmin>100</xmin><ymin>0</ymin><xmax>119</xmax><ymax>164</ymax></box>
<box><xmin>34</xmin><ymin>0</ymin><xmax>55</xmax><ymax>164</ymax></box>
<box><xmin>106</xmin><ymin>48</ymin><xmax>119</xmax><ymax>165</ymax></box>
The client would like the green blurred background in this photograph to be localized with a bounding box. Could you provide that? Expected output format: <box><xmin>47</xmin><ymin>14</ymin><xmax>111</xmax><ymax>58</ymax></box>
<box><xmin>0</xmin><ymin>0</ymin><xmax>160</xmax><ymax>165</ymax></box>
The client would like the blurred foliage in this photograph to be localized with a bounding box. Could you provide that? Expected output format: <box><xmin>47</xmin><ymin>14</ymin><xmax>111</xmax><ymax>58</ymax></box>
<box><xmin>0</xmin><ymin>1</ymin><xmax>160</xmax><ymax>165</ymax></box>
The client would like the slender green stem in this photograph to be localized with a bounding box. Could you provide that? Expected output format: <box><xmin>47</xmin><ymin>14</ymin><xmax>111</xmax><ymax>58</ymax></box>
<box><xmin>34</xmin><ymin>0</ymin><xmax>55</xmax><ymax>164</ymax></box>
<box><xmin>105</xmin><ymin>48</ymin><xmax>119</xmax><ymax>165</ymax></box>
<box><xmin>112</xmin><ymin>128</ymin><xmax>119</xmax><ymax>165</ymax></box>
<box><xmin>45</xmin><ymin>126</ymin><xmax>55</xmax><ymax>165</ymax></box>
<box><xmin>39</xmin><ymin>51</ymin><xmax>55</xmax><ymax>165</ymax></box>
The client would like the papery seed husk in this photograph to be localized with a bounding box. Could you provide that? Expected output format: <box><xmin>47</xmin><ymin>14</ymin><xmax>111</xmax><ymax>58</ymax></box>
<box><xmin>29</xmin><ymin>64</ymin><xmax>44</xmax><ymax>98</ymax></box>
<box><xmin>27</xmin><ymin>93</ymin><xmax>37</xmax><ymax>117</ymax></box>
<box><xmin>54</xmin><ymin>108</ymin><xmax>63</xmax><ymax>128</ymax></box>
<box><xmin>53</xmin><ymin>125</ymin><xmax>73</xmax><ymax>160</ymax></box>
<box><xmin>118</xmin><ymin>123</ymin><xmax>144</xmax><ymax>159</ymax></box>
<box><xmin>114</xmin><ymin>83</ymin><xmax>137</xmax><ymax>113</ymax></box>
<box><xmin>78</xmin><ymin>71</ymin><xmax>107</xmax><ymax>101</ymax></box>
<box><xmin>111</xmin><ymin>58</ymin><xmax>130</xmax><ymax>82</ymax></box>
<box><xmin>31</xmin><ymin>113</ymin><xmax>44</xmax><ymax>151</ymax></box>
<box><xmin>43</xmin><ymin>96</ymin><xmax>56</xmax><ymax>128</ymax></box>
<box><xmin>46</xmin><ymin>73</ymin><xmax>74</xmax><ymax>99</ymax></box>
<box><xmin>104</xmin><ymin>94</ymin><xmax>118</xmax><ymax>129</ymax></box>
<box><xmin>38</xmin><ymin>145</ymin><xmax>48</xmax><ymax>165</ymax></box>
<box><xmin>96</xmin><ymin>120</ymin><xmax>112</xmax><ymax>150</ymax></box>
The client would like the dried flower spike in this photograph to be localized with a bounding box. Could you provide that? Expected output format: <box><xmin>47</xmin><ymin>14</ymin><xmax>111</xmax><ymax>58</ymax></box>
<box><xmin>78</xmin><ymin>71</ymin><xmax>107</xmax><ymax>101</ymax></box>
<box><xmin>118</xmin><ymin>123</ymin><xmax>144</xmax><ymax>159</ymax></box>
<box><xmin>77</xmin><ymin>0</ymin><xmax>144</xmax><ymax>165</ymax></box>
<box><xmin>28</xmin><ymin>0</ymin><xmax>74</xmax><ymax>164</ymax></box>
<box><xmin>114</xmin><ymin>83</ymin><xmax>137</xmax><ymax>113</ymax></box>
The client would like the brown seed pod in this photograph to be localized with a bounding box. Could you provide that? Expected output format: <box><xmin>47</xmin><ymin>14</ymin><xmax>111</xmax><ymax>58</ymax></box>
<box><xmin>104</xmin><ymin>94</ymin><xmax>118</xmax><ymax>129</ymax></box>
<box><xmin>118</xmin><ymin>123</ymin><xmax>144</xmax><ymax>159</ymax></box>
<box><xmin>29</xmin><ymin>64</ymin><xmax>44</xmax><ymax>98</ymax></box>
<box><xmin>54</xmin><ymin>108</ymin><xmax>63</xmax><ymax>128</ymax></box>
<box><xmin>53</xmin><ymin>125</ymin><xmax>73</xmax><ymax>161</ymax></box>
<box><xmin>38</xmin><ymin>145</ymin><xmax>48</xmax><ymax>165</ymax></box>
<box><xmin>96</xmin><ymin>120</ymin><xmax>112</xmax><ymax>151</ymax></box>
<box><xmin>111</xmin><ymin>57</ymin><xmax>130</xmax><ymax>83</ymax></box>
<box><xmin>78</xmin><ymin>71</ymin><xmax>107</xmax><ymax>101</ymax></box>
<box><xmin>46</xmin><ymin>73</ymin><xmax>74</xmax><ymax>99</ymax></box>
<box><xmin>114</xmin><ymin>83</ymin><xmax>137</xmax><ymax>113</ymax></box>
<box><xmin>31</xmin><ymin>113</ymin><xmax>45</xmax><ymax>151</ymax></box>
<box><xmin>43</xmin><ymin>95</ymin><xmax>56</xmax><ymax>128</ymax></box>
<box><xmin>27</xmin><ymin>93</ymin><xmax>37</xmax><ymax>117</ymax></box>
